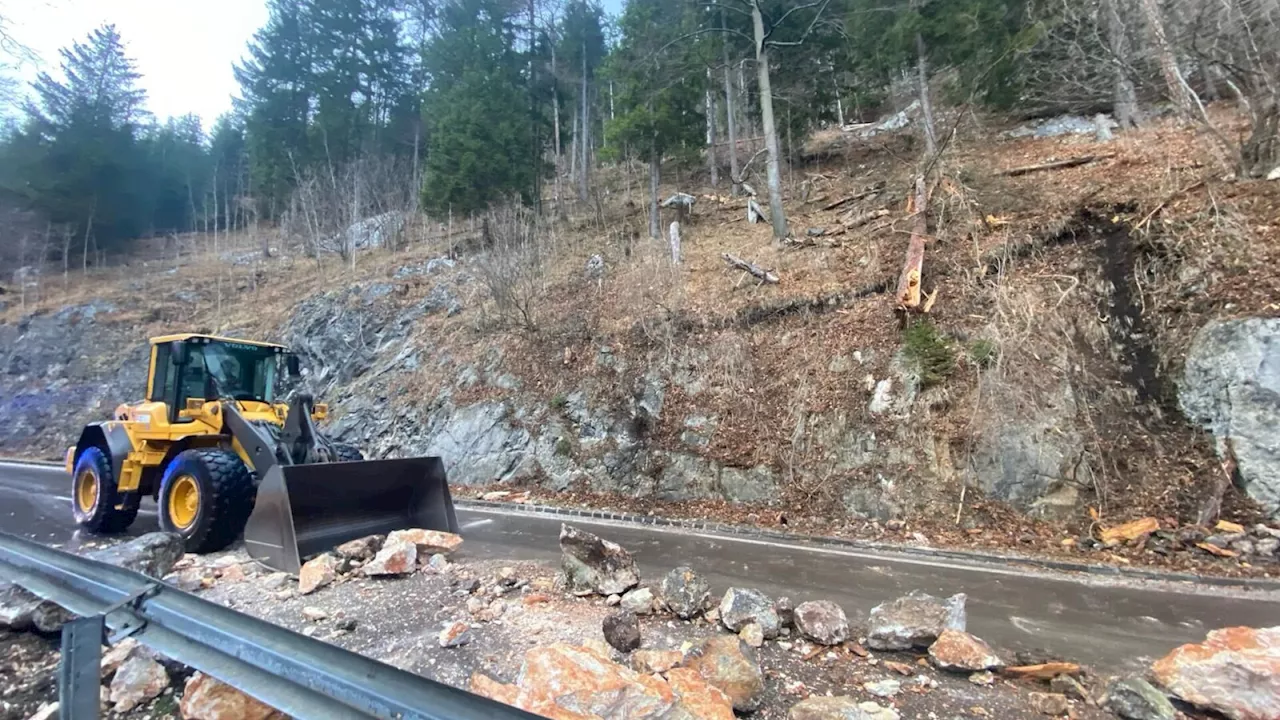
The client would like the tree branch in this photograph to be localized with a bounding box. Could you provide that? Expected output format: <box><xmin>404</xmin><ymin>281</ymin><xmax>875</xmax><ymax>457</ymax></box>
<box><xmin>764</xmin><ymin>0</ymin><xmax>831</xmax><ymax>47</ymax></box>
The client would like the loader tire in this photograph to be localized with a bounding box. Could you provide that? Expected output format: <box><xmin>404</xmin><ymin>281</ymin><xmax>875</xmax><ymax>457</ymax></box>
<box><xmin>332</xmin><ymin>442</ymin><xmax>364</xmax><ymax>462</ymax></box>
<box><xmin>71</xmin><ymin>446</ymin><xmax>139</xmax><ymax>534</ymax></box>
<box><xmin>159</xmin><ymin>448</ymin><xmax>255</xmax><ymax>554</ymax></box>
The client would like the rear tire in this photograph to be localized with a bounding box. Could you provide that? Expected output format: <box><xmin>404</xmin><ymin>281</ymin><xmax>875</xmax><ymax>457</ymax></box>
<box><xmin>71</xmin><ymin>446</ymin><xmax>139</xmax><ymax>534</ymax></box>
<box><xmin>158</xmin><ymin>448</ymin><xmax>255</xmax><ymax>554</ymax></box>
<box><xmin>332</xmin><ymin>442</ymin><xmax>364</xmax><ymax>462</ymax></box>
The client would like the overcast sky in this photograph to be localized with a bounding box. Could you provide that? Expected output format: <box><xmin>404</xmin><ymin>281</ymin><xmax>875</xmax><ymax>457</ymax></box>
<box><xmin>4</xmin><ymin>0</ymin><xmax>624</xmax><ymax>131</ymax></box>
<box><xmin>5</xmin><ymin>0</ymin><xmax>269</xmax><ymax>129</ymax></box>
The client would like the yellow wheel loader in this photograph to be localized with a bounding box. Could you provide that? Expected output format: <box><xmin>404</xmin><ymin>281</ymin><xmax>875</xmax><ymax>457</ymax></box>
<box><xmin>66</xmin><ymin>333</ymin><xmax>458</xmax><ymax>574</ymax></box>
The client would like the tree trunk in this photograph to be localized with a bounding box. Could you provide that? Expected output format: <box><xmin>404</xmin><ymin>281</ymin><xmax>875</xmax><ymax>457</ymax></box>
<box><xmin>834</xmin><ymin>71</ymin><xmax>845</xmax><ymax>126</ymax></box>
<box><xmin>706</xmin><ymin>76</ymin><xmax>719</xmax><ymax>187</ymax></box>
<box><xmin>1139</xmin><ymin>0</ymin><xmax>1195</xmax><ymax>121</ymax></box>
<box><xmin>579</xmin><ymin>41</ymin><xmax>590</xmax><ymax>203</ymax></box>
<box><xmin>722</xmin><ymin>9</ymin><xmax>741</xmax><ymax>194</ymax></box>
<box><xmin>570</xmin><ymin>111</ymin><xmax>578</xmax><ymax>185</ymax></box>
<box><xmin>751</xmin><ymin>1</ymin><xmax>787</xmax><ymax>240</ymax></box>
<box><xmin>552</xmin><ymin>42</ymin><xmax>563</xmax><ymax>215</ymax></box>
<box><xmin>1104</xmin><ymin>0</ymin><xmax>1141</xmax><ymax>129</ymax></box>
<box><xmin>896</xmin><ymin>176</ymin><xmax>928</xmax><ymax>310</ymax></box>
<box><xmin>648</xmin><ymin>143</ymin><xmax>661</xmax><ymax>240</ymax></box>
<box><xmin>915</xmin><ymin>33</ymin><xmax>938</xmax><ymax>159</ymax></box>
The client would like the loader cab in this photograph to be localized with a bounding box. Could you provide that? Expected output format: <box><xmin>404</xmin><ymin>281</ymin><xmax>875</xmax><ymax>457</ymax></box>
<box><xmin>147</xmin><ymin>334</ymin><xmax>297</xmax><ymax>423</ymax></box>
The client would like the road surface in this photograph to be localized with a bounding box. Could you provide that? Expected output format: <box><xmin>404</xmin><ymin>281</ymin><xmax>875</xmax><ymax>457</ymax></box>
<box><xmin>3</xmin><ymin>460</ymin><xmax>1277</xmax><ymax>674</ymax></box>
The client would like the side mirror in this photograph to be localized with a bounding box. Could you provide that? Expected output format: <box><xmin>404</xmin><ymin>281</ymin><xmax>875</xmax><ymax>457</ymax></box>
<box><xmin>169</xmin><ymin>340</ymin><xmax>188</xmax><ymax>366</ymax></box>
<box><xmin>286</xmin><ymin>354</ymin><xmax>301</xmax><ymax>377</ymax></box>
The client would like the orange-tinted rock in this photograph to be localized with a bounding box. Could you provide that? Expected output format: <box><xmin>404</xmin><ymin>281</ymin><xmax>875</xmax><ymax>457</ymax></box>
<box><xmin>679</xmin><ymin>635</ymin><xmax>764</xmax><ymax>713</ymax></box>
<box><xmin>180</xmin><ymin>673</ymin><xmax>287</xmax><ymax>720</ymax></box>
<box><xmin>385</xmin><ymin>528</ymin><xmax>463</xmax><ymax>555</ymax></box>
<box><xmin>633</xmin><ymin>649</ymin><xmax>683</xmax><ymax>675</ymax></box>
<box><xmin>108</xmin><ymin>654</ymin><xmax>168</xmax><ymax>712</ymax></box>
<box><xmin>1152</xmin><ymin>626</ymin><xmax>1280</xmax><ymax>720</ymax></box>
<box><xmin>470</xmin><ymin>673</ymin><xmax>519</xmax><ymax>707</ymax></box>
<box><xmin>515</xmin><ymin>644</ymin><xmax>676</xmax><ymax>719</ymax></box>
<box><xmin>362</xmin><ymin>540</ymin><xmax>417</xmax><ymax>576</ymax></box>
<box><xmin>297</xmin><ymin>553</ymin><xmax>338</xmax><ymax>595</ymax></box>
<box><xmin>928</xmin><ymin>630</ymin><xmax>1003</xmax><ymax>672</ymax></box>
<box><xmin>666</xmin><ymin>667</ymin><xmax>735</xmax><ymax>720</ymax></box>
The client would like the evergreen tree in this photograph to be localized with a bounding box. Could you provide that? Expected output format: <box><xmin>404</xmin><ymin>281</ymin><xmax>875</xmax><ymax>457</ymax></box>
<box><xmin>419</xmin><ymin>0</ymin><xmax>545</xmax><ymax>216</ymax></box>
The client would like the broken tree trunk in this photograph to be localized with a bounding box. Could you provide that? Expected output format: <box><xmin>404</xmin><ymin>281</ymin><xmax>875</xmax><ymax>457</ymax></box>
<box><xmin>841</xmin><ymin>207</ymin><xmax>890</xmax><ymax>228</ymax></box>
<box><xmin>895</xmin><ymin>176</ymin><xmax>928</xmax><ymax>310</ymax></box>
<box><xmin>747</xmin><ymin>198</ymin><xmax>767</xmax><ymax>224</ymax></box>
<box><xmin>999</xmin><ymin>154</ymin><xmax>1113</xmax><ymax>177</ymax></box>
<box><xmin>722</xmin><ymin>253</ymin><xmax>779</xmax><ymax>284</ymax></box>
<box><xmin>820</xmin><ymin>182</ymin><xmax>886</xmax><ymax>211</ymax></box>
<box><xmin>669</xmin><ymin>221</ymin><xmax>681</xmax><ymax>264</ymax></box>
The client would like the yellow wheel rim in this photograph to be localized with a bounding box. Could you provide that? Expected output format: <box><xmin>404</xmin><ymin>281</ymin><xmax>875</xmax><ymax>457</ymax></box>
<box><xmin>75</xmin><ymin>470</ymin><xmax>98</xmax><ymax>513</ymax></box>
<box><xmin>168</xmin><ymin>475</ymin><xmax>200</xmax><ymax>530</ymax></box>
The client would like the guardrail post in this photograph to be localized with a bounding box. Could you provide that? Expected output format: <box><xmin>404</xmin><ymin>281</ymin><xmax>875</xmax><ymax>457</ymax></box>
<box><xmin>59</xmin><ymin>616</ymin><xmax>103</xmax><ymax>720</ymax></box>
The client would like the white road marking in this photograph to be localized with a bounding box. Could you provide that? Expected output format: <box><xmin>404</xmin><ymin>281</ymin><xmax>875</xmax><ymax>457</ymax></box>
<box><xmin>460</xmin><ymin>518</ymin><xmax>494</xmax><ymax>530</ymax></box>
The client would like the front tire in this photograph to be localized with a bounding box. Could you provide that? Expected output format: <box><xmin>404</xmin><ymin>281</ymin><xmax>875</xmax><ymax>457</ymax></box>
<box><xmin>158</xmin><ymin>448</ymin><xmax>255</xmax><ymax>553</ymax></box>
<box><xmin>71</xmin><ymin>446</ymin><xmax>138</xmax><ymax>534</ymax></box>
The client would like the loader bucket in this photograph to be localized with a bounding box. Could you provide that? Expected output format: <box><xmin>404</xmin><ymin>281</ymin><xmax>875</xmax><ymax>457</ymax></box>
<box><xmin>242</xmin><ymin>456</ymin><xmax>458</xmax><ymax>574</ymax></box>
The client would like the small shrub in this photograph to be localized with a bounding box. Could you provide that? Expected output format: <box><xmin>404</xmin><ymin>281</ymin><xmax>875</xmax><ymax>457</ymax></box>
<box><xmin>902</xmin><ymin>319</ymin><xmax>956</xmax><ymax>388</ymax></box>
<box><xmin>968</xmin><ymin>338</ymin><xmax>999</xmax><ymax>367</ymax></box>
<box><xmin>554</xmin><ymin>437</ymin><xmax>573</xmax><ymax>457</ymax></box>
<box><xmin>550</xmin><ymin>393</ymin><xmax>568</xmax><ymax>410</ymax></box>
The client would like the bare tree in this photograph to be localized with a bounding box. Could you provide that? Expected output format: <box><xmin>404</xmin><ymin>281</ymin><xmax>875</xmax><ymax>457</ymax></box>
<box><xmin>475</xmin><ymin>204</ymin><xmax>546</xmax><ymax>331</ymax></box>
<box><xmin>1103</xmin><ymin>0</ymin><xmax>1142</xmax><ymax>128</ymax></box>
<box><xmin>721</xmin><ymin>9</ymin><xmax>741</xmax><ymax>194</ymax></box>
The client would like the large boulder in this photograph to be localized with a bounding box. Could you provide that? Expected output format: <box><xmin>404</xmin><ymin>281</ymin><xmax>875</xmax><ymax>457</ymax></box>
<box><xmin>603</xmin><ymin>610</ymin><xmax>641</xmax><ymax>652</ymax></box>
<box><xmin>180</xmin><ymin>672</ymin><xmax>288</xmax><ymax>720</ymax></box>
<box><xmin>867</xmin><ymin>590</ymin><xmax>967</xmax><ymax>650</ymax></box>
<box><xmin>384</xmin><ymin>528</ymin><xmax>463</xmax><ymax>555</ymax></box>
<box><xmin>793</xmin><ymin>600</ymin><xmax>849</xmax><ymax>645</ymax></box>
<box><xmin>0</xmin><ymin>584</ymin><xmax>40</xmax><ymax>630</ymax></box>
<box><xmin>1152</xmin><ymin>626</ymin><xmax>1280</xmax><ymax>720</ymax></box>
<box><xmin>1181</xmin><ymin>318</ymin><xmax>1280</xmax><ymax>518</ymax></box>
<box><xmin>665</xmin><ymin>667</ymin><xmax>735</xmax><ymax>720</ymax></box>
<box><xmin>718</xmin><ymin>588</ymin><xmax>780</xmax><ymax>639</ymax></box>
<box><xmin>560</xmin><ymin>524</ymin><xmax>640</xmax><ymax>596</ymax></box>
<box><xmin>680</xmin><ymin>635</ymin><xmax>765</xmax><ymax>713</ymax></box>
<box><xmin>660</xmin><ymin>567</ymin><xmax>711</xmax><ymax>619</ymax></box>
<box><xmin>362</xmin><ymin>540</ymin><xmax>417</xmax><ymax>576</ymax></box>
<box><xmin>787</xmin><ymin>696</ymin><xmax>900</xmax><ymax>720</ymax></box>
<box><xmin>515</xmin><ymin>644</ymin><xmax>676</xmax><ymax>718</ymax></box>
<box><xmin>109</xmin><ymin>653</ymin><xmax>169</xmax><ymax>712</ymax></box>
<box><xmin>92</xmin><ymin>532</ymin><xmax>186</xmax><ymax>578</ymax></box>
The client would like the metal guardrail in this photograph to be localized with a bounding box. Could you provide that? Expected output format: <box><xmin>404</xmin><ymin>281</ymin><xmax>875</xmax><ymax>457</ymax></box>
<box><xmin>0</xmin><ymin>532</ymin><xmax>541</xmax><ymax>720</ymax></box>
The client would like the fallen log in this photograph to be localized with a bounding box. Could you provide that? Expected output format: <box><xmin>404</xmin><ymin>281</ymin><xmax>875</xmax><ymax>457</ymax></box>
<box><xmin>820</xmin><ymin>181</ymin><xmax>886</xmax><ymax>211</ymax></box>
<box><xmin>722</xmin><ymin>253</ymin><xmax>779</xmax><ymax>284</ymax></box>
<box><xmin>840</xmin><ymin>207</ymin><xmax>890</xmax><ymax>228</ymax></box>
<box><xmin>895</xmin><ymin>176</ymin><xmax>929</xmax><ymax>310</ymax></box>
<box><xmin>1003</xmin><ymin>663</ymin><xmax>1082</xmax><ymax>680</ymax></box>
<box><xmin>998</xmin><ymin>154</ymin><xmax>1113</xmax><ymax>177</ymax></box>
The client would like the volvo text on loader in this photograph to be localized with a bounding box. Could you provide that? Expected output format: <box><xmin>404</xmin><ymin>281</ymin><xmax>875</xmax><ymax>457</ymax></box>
<box><xmin>66</xmin><ymin>333</ymin><xmax>458</xmax><ymax>573</ymax></box>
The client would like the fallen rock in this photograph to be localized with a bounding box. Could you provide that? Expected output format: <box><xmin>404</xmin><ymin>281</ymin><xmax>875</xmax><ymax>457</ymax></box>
<box><xmin>1103</xmin><ymin>677</ymin><xmax>1176</xmax><ymax>720</ymax></box>
<box><xmin>969</xmin><ymin>671</ymin><xmax>996</xmax><ymax>687</ymax></box>
<box><xmin>661</xmin><ymin>566</ymin><xmax>711</xmax><ymax>619</ymax></box>
<box><xmin>385</xmin><ymin>528</ymin><xmax>463</xmax><ymax>555</ymax></box>
<box><xmin>298</xmin><ymin>553</ymin><xmax>339</xmax><ymax>595</ymax></box>
<box><xmin>109</xmin><ymin>654</ymin><xmax>169</xmax><ymax>712</ymax></box>
<box><xmin>180</xmin><ymin>672</ymin><xmax>287</xmax><ymax>720</ymax></box>
<box><xmin>606</xmin><ymin>594</ymin><xmax>622</xmax><ymax>606</ymax></box>
<box><xmin>719</xmin><ymin>587</ymin><xmax>780</xmax><ymax>639</ymax></box>
<box><xmin>1100</xmin><ymin>517</ymin><xmax>1160</xmax><ymax>546</ymax></box>
<box><xmin>560</xmin><ymin>525</ymin><xmax>640</xmax><ymax>596</ymax></box>
<box><xmin>1029</xmin><ymin>692</ymin><xmax>1070</xmax><ymax>716</ymax></box>
<box><xmin>666</xmin><ymin>666</ymin><xmax>736</xmax><ymax>720</ymax></box>
<box><xmin>426</xmin><ymin>553</ymin><xmax>450</xmax><ymax>573</ymax></box>
<box><xmin>25</xmin><ymin>703</ymin><xmax>58</xmax><ymax>720</ymax></box>
<box><xmin>867</xmin><ymin>590</ymin><xmax>967</xmax><ymax>650</ymax></box>
<box><xmin>302</xmin><ymin>607</ymin><xmax>328</xmax><ymax>622</ymax></box>
<box><xmin>863</xmin><ymin>678</ymin><xmax>901</xmax><ymax>698</ymax></box>
<box><xmin>788</xmin><ymin>696</ymin><xmax>900</xmax><ymax>720</ymax></box>
<box><xmin>101</xmin><ymin>638</ymin><xmax>140</xmax><ymax>679</ymax></box>
<box><xmin>793</xmin><ymin>600</ymin><xmax>849</xmax><ymax>645</ymax></box>
<box><xmin>633</xmin><ymin>649</ymin><xmax>684</xmax><ymax>674</ymax></box>
<box><xmin>603</xmin><ymin>610</ymin><xmax>641</xmax><ymax>652</ymax></box>
<box><xmin>776</xmin><ymin>596</ymin><xmax>795</xmax><ymax>627</ymax></box>
<box><xmin>740</xmin><ymin>622</ymin><xmax>765</xmax><ymax>648</ymax></box>
<box><xmin>680</xmin><ymin>635</ymin><xmax>764</xmax><ymax>713</ymax></box>
<box><xmin>1152</xmin><ymin>625</ymin><xmax>1280</xmax><ymax>720</ymax></box>
<box><xmin>92</xmin><ymin>532</ymin><xmax>185</xmax><ymax>578</ymax></box>
<box><xmin>0</xmin><ymin>584</ymin><xmax>40</xmax><ymax>630</ymax></box>
<box><xmin>928</xmin><ymin>629</ymin><xmax>1002</xmax><ymax>671</ymax></box>
<box><xmin>362</xmin><ymin>540</ymin><xmax>417</xmax><ymax>576</ymax></box>
<box><xmin>470</xmin><ymin>673</ymin><xmax>520</xmax><ymax>706</ymax></box>
<box><xmin>334</xmin><ymin>535</ymin><xmax>382</xmax><ymax>560</ymax></box>
<box><xmin>1050</xmin><ymin>674</ymin><xmax>1089</xmax><ymax>701</ymax></box>
<box><xmin>439</xmin><ymin>620</ymin><xmax>472</xmax><ymax>648</ymax></box>
<box><xmin>621</xmin><ymin>587</ymin><xmax>656</xmax><ymax>615</ymax></box>
<box><xmin>32</xmin><ymin>602</ymin><xmax>75</xmax><ymax>633</ymax></box>
<box><xmin>514</xmin><ymin>644</ymin><xmax>676</xmax><ymax>718</ymax></box>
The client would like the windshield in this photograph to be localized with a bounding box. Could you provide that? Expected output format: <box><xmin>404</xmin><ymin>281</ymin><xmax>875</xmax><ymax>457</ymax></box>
<box><xmin>193</xmin><ymin>340</ymin><xmax>283</xmax><ymax>403</ymax></box>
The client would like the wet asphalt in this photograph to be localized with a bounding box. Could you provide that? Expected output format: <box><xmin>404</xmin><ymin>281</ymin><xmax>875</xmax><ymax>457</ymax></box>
<box><xmin>2</xmin><ymin>460</ymin><xmax>1278</xmax><ymax>674</ymax></box>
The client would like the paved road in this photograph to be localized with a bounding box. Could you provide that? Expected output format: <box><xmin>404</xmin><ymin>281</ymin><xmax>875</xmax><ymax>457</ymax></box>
<box><xmin>4</xmin><ymin>461</ymin><xmax>1278</xmax><ymax>674</ymax></box>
